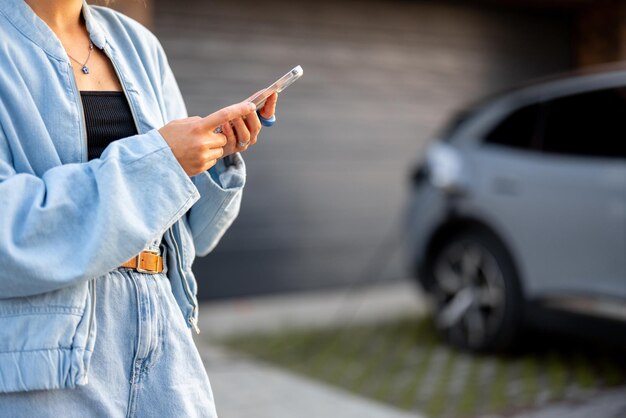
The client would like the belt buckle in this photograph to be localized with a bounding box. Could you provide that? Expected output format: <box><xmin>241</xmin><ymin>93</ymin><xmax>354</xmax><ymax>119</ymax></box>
<box><xmin>135</xmin><ymin>250</ymin><xmax>160</xmax><ymax>274</ymax></box>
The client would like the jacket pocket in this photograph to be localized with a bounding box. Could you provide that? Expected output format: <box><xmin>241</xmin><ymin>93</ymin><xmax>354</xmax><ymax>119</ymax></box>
<box><xmin>0</xmin><ymin>281</ymin><xmax>96</xmax><ymax>393</ymax></box>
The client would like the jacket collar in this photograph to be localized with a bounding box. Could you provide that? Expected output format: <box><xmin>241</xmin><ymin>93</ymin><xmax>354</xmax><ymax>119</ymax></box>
<box><xmin>0</xmin><ymin>0</ymin><xmax>107</xmax><ymax>61</ymax></box>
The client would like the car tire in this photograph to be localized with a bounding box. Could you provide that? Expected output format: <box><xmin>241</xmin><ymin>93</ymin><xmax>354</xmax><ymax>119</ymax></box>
<box><xmin>423</xmin><ymin>228</ymin><xmax>523</xmax><ymax>352</ymax></box>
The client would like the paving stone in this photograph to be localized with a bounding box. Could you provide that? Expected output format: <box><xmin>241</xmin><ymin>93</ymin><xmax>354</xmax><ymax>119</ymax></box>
<box><xmin>200</xmin><ymin>345</ymin><xmax>423</xmax><ymax>418</ymax></box>
<box><xmin>486</xmin><ymin>387</ymin><xmax>626</xmax><ymax>418</ymax></box>
<box><xmin>195</xmin><ymin>284</ymin><xmax>626</xmax><ymax>418</ymax></box>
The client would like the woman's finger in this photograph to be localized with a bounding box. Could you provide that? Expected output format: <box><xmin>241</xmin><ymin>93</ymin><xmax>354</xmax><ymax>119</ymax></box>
<box><xmin>203</xmin><ymin>159</ymin><xmax>218</xmax><ymax>172</ymax></box>
<box><xmin>231</xmin><ymin>117</ymin><xmax>251</xmax><ymax>148</ymax></box>
<box><xmin>207</xmin><ymin>132</ymin><xmax>227</xmax><ymax>148</ymax></box>
<box><xmin>259</xmin><ymin>92</ymin><xmax>278</xmax><ymax>119</ymax></box>
<box><xmin>203</xmin><ymin>147</ymin><xmax>224</xmax><ymax>162</ymax></box>
<box><xmin>244</xmin><ymin>112</ymin><xmax>261</xmax><ymax>145</ymax></box>
<box><xmin>221</xmin><ymin>120</ymin><xmax>237</xmax><ymax>149</ymax></box>
<box><xmin>200</xmin><ymin>101</ymin><xmax>256</xmax><ymax>131</ymax></box>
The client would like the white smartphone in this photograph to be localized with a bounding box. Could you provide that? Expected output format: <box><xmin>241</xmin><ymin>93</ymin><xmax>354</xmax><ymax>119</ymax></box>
<box><xmin>214</xmin><ymin>66</ymin><xmax>303</xmax><ymax>134</ymax></box>
<box><xmin>247</xmin><ymin>65</ymin><xmax>303</xmax><ymax>108</ymax></box>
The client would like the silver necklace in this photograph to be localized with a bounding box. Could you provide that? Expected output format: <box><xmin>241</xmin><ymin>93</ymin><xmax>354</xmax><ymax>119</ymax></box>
<box><xmin>67</xmin><ymin>42</ymin><xmax>94</xmax><ymax>75</ymax></box>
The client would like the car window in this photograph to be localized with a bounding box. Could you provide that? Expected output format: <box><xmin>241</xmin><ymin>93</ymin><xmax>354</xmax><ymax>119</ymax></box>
<box><xmin>541</xmin><ymin>87</ymin><xmax>626</xmax><ymax>159</ymax></box>
<box><xmin>484</xmin><ymin>104</ymin><xmax>541</xmax><ymax>151</ymax></box>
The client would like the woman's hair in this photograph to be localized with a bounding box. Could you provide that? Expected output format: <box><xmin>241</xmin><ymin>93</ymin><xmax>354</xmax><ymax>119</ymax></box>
<box><xmin>94</xmin><ymin>0</ymin><xmax>148</xmax><ymax>8</ymax></box>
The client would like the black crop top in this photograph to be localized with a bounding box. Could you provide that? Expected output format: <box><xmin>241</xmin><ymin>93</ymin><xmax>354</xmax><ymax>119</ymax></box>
<box><xmin>81</xmin><ymin>91</ymin><xmax>137</xmax><ymax>161</ymax></box>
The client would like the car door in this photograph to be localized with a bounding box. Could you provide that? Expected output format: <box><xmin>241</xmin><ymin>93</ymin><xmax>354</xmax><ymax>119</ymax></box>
<box><xmin>473</xmin><ymin>86</ymin><xmax>626</xmax><ymax>301</ymax></box>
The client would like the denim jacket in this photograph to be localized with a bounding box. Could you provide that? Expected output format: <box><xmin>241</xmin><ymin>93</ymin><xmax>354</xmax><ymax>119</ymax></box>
<box><xmin>0</xmin><ymin>1</ymin><xmax>245</xmax><ymax>393</ymax></box>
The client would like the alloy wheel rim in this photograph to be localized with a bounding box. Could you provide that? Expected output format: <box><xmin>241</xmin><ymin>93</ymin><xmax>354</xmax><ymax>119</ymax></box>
<box><xmin>432</xmin><ymin>239</ymin><xmax>506</xmax><ymax>348</ymax></box>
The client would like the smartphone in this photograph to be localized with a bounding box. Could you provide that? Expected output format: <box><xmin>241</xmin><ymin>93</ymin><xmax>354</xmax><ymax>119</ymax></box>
<box><xmin>247</xmin><ymin>65</ymin><xmax>304</xmax><ymax>108</ymax></box>
<box><xmin>214</xmin><ymin>66</ymin><xmax>303</xmax><ymax>134</ymax></box>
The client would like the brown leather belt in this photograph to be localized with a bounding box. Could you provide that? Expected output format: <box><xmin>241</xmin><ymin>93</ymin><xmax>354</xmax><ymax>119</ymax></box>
<box><xmin>120</xmin><ymin>251</ymin><xmax>163</xmax><ymax>274</ymax></box>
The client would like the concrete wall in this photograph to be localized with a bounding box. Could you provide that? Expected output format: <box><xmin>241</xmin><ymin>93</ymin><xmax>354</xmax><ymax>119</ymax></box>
<box><xmin>153</xmin><ymin>0</ymin><xmax>574</xmax><ymax>299</ymax></box>
<box><xmin>107</xmin><ymin>0</ymin><xmax>626</xmax><ymax>69</ymax></box>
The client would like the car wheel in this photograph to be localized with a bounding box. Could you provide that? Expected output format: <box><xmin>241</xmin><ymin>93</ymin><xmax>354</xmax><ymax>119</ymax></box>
<box><xmin>425</xmin><ymin>228</ymin><xmax>522</xmax><ymax>352</ymax></box>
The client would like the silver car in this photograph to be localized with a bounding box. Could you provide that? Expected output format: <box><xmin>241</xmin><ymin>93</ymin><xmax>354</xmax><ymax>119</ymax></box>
<box><xmin>407</xmin><ymin>68</ymin><xmax>626</xmax><ymax>351</ymax></box>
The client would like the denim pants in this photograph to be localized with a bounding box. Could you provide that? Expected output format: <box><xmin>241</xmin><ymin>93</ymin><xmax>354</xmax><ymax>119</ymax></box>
<box><xmin>0</xmin><ymin>266</ymin><xmax>218</xmax><ymax>418</ymax></box>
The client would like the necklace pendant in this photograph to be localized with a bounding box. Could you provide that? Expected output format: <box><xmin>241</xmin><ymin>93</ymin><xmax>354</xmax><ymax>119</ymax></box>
<box><xmin>82</xmin><ymin>65</ymin><xmax>90</xmax><ymax>75</ymax></box>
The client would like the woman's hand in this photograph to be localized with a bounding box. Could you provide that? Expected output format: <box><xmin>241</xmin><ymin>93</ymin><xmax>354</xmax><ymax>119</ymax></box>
<box><xmin>159</xmin><ymin>101</ymin><xmax>256</xmax><ymax>177</ymax></box>
<box><xmin>219</xmin><ymin>92</ymin><xmax>278</xmax><ymax>158</ymax></box>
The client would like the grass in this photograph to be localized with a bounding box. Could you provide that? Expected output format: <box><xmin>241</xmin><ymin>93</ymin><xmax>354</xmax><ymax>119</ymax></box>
<box><xmin>521</xmin><ymin>355</ymin><xmax>538</xmax><ymax>405</ymax></box>
<box><xmin>546</xmin><ymin>351</ymin><xmax>567</xmax><ymax>401</ymax></box>
<box><xmin>487</xmin><ymin>356</ymin><xmax>508</xmax><ymax>413</ymax></box>
<box><xmin>218</xmin><ymin>316</ymin><xmax>626</xmax><ymax>418</ymax></box>
<box><xmin>425</xmin><ymin>347</ymin><xmax>457</xmax><ymax>417</ymax></box>
<box><xmin>456</xmin><ymin>355</ymin><xmax>480</xmax><ymax>415</ymax></box>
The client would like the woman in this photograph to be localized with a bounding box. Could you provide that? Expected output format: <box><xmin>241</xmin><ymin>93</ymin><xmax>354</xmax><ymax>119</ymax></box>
<box><xmin>0</xmin><ymin>0</ymin><xmax>277</xmax><ymax>416</ymax></box>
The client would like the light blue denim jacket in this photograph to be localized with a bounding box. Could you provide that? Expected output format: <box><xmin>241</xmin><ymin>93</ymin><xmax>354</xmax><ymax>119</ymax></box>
<box><xmin>0</xmin><ymin>1</ymin><xmax>245</xmax><ymax>393</ymax></box>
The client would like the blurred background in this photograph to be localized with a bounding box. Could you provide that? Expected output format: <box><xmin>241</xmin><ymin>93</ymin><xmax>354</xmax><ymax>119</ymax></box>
<box><xmin>104</xmin><ymin>1</ymin><xmax>625</xmax><ymax>417</ymax></box>
<box><xmin>117</xmin><ymin>0</ymin><xmax>617</xmax><ymax>299</ymax></box>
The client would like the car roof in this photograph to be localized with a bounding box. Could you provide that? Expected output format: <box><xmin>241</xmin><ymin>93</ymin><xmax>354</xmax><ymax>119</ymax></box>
<box><xmin>465</xmin><ymin>61</ymin><xmax>626</xmax><ymax>113</ymax></box>
<box><xmin>443</xmin><ymin>63</ymin><xmax>626</xmax><ymax>142</ymax></box>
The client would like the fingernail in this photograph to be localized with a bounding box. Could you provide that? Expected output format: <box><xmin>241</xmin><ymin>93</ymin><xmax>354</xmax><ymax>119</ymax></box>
<box><xmin>248</xmin><ymin>102</ymin><xmax>257</xmax><ymax>111</ymax></box>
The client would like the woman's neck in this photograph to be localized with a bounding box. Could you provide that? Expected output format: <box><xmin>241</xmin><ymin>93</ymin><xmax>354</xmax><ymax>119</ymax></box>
<box><xmin>24</xmin><ymin>0</ymin><xmax>84</xmax><ymax>33</ymax></box>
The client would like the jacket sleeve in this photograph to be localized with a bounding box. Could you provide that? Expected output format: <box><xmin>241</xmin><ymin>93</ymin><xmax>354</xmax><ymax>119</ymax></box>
<box><xmin>158</xmin><ymin>45</ymin><xmax>246</xmax><ymax>257</ymax></box>
<box><xmin>0</xmin><ymin>127</ymin><xmax>200</xmax><ymax>299</ymax></box>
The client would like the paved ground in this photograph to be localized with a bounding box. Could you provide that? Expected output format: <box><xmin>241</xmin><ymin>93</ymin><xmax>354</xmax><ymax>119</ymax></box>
<box><xmin>193</xmin><ymin>281</ymin><xmax>626</xmax><ymax>418</ymax></box>
<box><xmin>195</xmin><ymin>280</ymin><xmax>427</xmax><ymax>339</ymax></box>
<box><xmin>492</xmin><ymin>388</ymin><xmax>626</xmax><ymax>418</ymax></box>
<box><xmin>200</xmin><ymin>345</ymin><xmax>421</xmax><ymax>418</ymax></box>
<box><xmin>195</xmin><ymin>281</ymin><xmax>426</xmax><ymax>417</ymax></box>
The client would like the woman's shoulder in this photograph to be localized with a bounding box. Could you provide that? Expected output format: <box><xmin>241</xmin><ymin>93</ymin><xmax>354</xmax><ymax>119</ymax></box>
<box><xmin>88</xmin><ymin>5</ymin><xmax>163</xmax><ymax>53</ymax></box>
